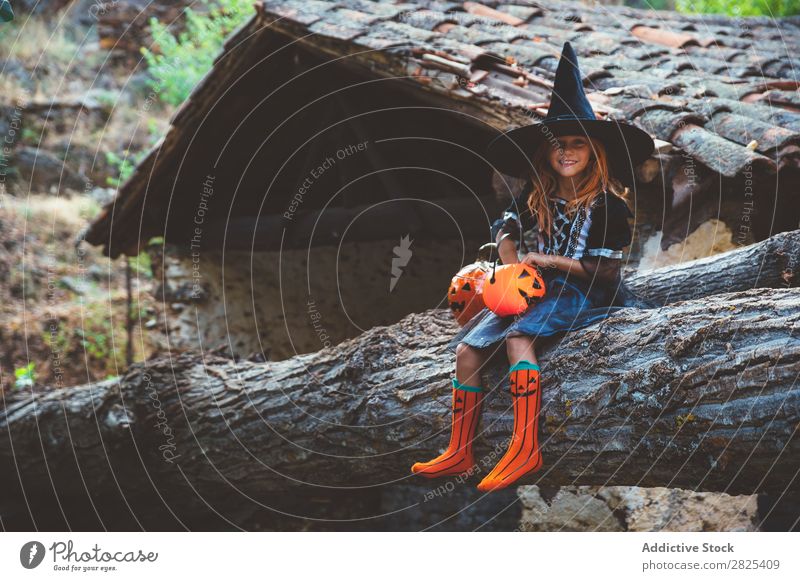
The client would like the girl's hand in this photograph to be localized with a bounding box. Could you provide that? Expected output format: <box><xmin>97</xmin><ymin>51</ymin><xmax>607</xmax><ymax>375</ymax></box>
<box><xmin>521</xmin><ymin>252</ymin><xmax>558</xmax><ymax>269</ymax></box>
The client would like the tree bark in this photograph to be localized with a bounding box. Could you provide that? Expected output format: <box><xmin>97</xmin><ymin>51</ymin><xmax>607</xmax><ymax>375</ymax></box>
<box><xmin>625</xmin><ymin>228</ymin><xmax>799</xmax><ymax>305</ymax></box>
<box><xmin>2</xmin><ymin>284</ymin><xmax>798</xmax><ymax>525</ymax></box>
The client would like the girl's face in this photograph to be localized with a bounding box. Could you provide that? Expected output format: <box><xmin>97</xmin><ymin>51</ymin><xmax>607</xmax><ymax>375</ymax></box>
<box><xmin>546</xmin><ymin>135</ymin><xmax>592</xmax><ymax>178</ymax></box>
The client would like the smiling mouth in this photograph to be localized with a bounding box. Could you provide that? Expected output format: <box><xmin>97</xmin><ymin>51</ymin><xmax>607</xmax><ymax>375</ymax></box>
<box><xmin>560</xmin><ymin>160</ymin><xmax>578</xmax><ymax>167</ymax></box>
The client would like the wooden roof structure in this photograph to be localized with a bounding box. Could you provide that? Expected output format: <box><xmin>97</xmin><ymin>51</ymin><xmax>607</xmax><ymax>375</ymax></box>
<box><xmin>85</xmin><ymin>0</ymin><xmax>800</xmax><ymax>257</ymax></box>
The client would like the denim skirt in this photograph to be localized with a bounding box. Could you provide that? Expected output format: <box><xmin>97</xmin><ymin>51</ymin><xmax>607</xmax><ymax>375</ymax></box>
<box><xmin>446</xmin><ymin>268</ymin><xmax>630</xmax><ymax>354</ymax></box>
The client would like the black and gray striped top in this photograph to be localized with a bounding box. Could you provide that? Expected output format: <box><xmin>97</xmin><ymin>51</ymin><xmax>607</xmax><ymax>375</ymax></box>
<box><xmin>493</xmin><ymin>189</ymin><xmax>634</xmax><ymax>261</ymax></box>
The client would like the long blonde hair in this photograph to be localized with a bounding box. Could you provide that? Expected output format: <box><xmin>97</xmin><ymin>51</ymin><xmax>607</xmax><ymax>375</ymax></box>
<box><xmin>526</xmin><ymin>137</ymin><xmax>628</xmax><ymax>238</ymax></box>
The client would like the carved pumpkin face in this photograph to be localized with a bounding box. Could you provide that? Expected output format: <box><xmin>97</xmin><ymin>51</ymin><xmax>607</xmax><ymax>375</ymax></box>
<box><xmin>483</xmin><ymin>263</ymin><xmax>546</xmax><ymax>317</ymax></box>
<box><xmin>448</xmin><ymin>261</ymin><xmax>491</xmax><ymax>326</ymax></box>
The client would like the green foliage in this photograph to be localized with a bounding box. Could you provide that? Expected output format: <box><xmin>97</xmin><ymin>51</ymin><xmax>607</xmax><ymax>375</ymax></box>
<box><xmin>624</xmin><ymin>0</ymin><xmax>675</xmax><ymax>10</ymax></box>
<box><xmin>105</xmin><ymin>150</ymin><xmax>137</xmax><ymax>188</ymax></box>
<box><xmin>21</xmin><ymin>127</ymin><xmax>39</xmax><ymax>144</ymax></box>
<box><xmin>90</xmin><ymin>88</ymin><xmax>121</xmax><ymax>111</ymax></box>
<box><xmin>141</xmin><ymin>0</ymin><xmax>254</xmax><ymax>107</ymax></box>
<box><xmin>676</xmin><ymin>0</ymin><xmax>800</xmax><ymax>16</ymax></box>
<box><xmin>14</xmin><ymin>363</ymin><xmax>36</xmax><ymax>389</ymax></box>
<box><xmin>42</xmin><ymin>320</ymin><xmax>71</xmax><ymax>355</ymax></box>
<box><xmin>110</xmin><ymin>2</ymin><xmax>255</xmax><ymax>189</ymax></box>
<box><xmin>76</xmin><ymin>311</ymin><xmax>124</xmax><ymax>367</ymax></box>
<box><xmin>642</xmin><ymin>0</ymin><xmax>674</xmax><ymax>9</ymax></box>
<box><xmin>105</xmin><ymin>119</ymin><xmax>163</xmax><ymax>188</ymax></box>
<box><xmin>129</xmin><ymin>251</ymin><xmax>153</xmax><ymax>278</ymax></box>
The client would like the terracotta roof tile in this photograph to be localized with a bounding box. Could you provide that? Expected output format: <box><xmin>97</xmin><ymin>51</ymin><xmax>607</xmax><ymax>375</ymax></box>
<box><xmin>462</xmin><ymin>1</ymin><xmax>524</xmax><ymax>26</ymax></box>
<box><xmin>436</xmin><ymin>22</ymin><xmax>516</xmax><ymax>45</ymax></box>
<box><xmin>512</xmin><ymin>23</ymin><xmax>569</xmax><ymax>43</ymax></box>
<box><xmin>709</xmin><ymin>111</ymin><xmax>800</xmax><ymax>152</ymax></box>
<box><xmin>534</xmin><ymin>13</ymin><xmax>593</xmax><ymax>33</ymax></box>
<box><xmin>400</xmin><ymin>9</ymin><xmax>459</xmax><ymax>31</ymax></box>
<box><xmin>408</xmin><ymin>0</ymin><xmax>461</xmax><ymax>11</ymax></box>
<box><xmin>754</xmin><ymin>89</ymin><xmax>800</xmax><ymax>112</ymax></box>
<box><xmin>333</xmin><ymin>7</ymin><xmax>384</xmax><ymax>25</ymax></box>
<box><xmin>345</xmin><ymin>0</ymin><xmax>415</xmax><ymax>19</ymax></box>
<box><xmin>360</xmin><ymin>20</ymin><xmax>437</xmax><ymax>45</ymax></box>
<box><xmin>631</xmin><ymin>25</ymin><xmax>700</xmax><ymax>49</ymax></box>
<box><xmin>495</xmin><ymin>3</ymin><xmax>544</xmax><ymax>22</ymax></box>
<box><xmin>671</xmin><ymin>123</ymin><xmax>776</xmax><ymax>177</ymax></box>
<box><xmin>261</xmin><ymin>0</ymin><xmax>334</xmax><ymax>25</ymax></box>
<box><xmin>480</xmin><ymin>41</ymin><xmax>556</xmax><ymax>69</ymax></box>
<box><xmin>427</xmin><ymin>36</ymin><xmax>486</xmax><ymax>61</ymax></box>
<box><xmin>307</xmin><ymin>17</ymin><xmax>365</xmax><ymax>41</ymax></box>
<box><xmin>569</xmin><ymin>32</ymin><xmax>630</xmax><ymax>55</ymax></box>
<box><xmin>713</xmin><ymin>97</ymin><xmax>800</xmax><ymax>133</ymax></box>
<box><xmin>464</xmin><ymin>20</ymin><xmax>532</xmax><ymax>42</ymax></box>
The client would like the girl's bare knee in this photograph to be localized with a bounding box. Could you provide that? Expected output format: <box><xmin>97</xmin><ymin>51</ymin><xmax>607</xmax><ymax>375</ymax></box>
<box><xmin>456</xmin><ymin>342</ymin><xmax>483</xmax><ymax>368</ymax></box>
<box><xmin>506</xmin><ymin>334</ymin><xmax>535</xmax><ymax>357</ymax></box>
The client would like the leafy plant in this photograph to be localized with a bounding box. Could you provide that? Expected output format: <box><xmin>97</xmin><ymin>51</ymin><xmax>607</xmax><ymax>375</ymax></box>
<box><xmin>676</xmin><ymin>0</ymin><xmax>800</xmax><ymax>16</ymax></box>
<box><xmin>76</xmin><ymin>318</ymin><xmax>122</xmax><ymax>366</ymax></box>
<box><xmin>21</xmin><ymin>126</ymin><xmax>39</xmax><ymax>144</ymax></box>
<box><xmin>42</xmin><ymin>320</ymin><xmax>71</xmax><ymax>355</ymax></box>
<box><xmin>76</xmin><ymin>305</ymin><xmax>126</xmax><ymax>368</ymax></box>
<box><xmin>14</xmin><ymin>363</ymin><xmax>36</xmax><ymax>389</ymax></box>
<box><xmin>129</xmin><ymin>251</ymin><xmax>153</xmax><ymax>278</ymax></box>
<box><xmin>105</xmin><ymin>150</ymin><xmax>137</xmax><ymax>188</ymax></box>
<box><xmin>105</xmin><ymin>118</ymin><xmax>164</xmax><ymax>188</ymax></box>
<box><xmin>141</xmin><ymin>0</ymin><xmax>254</xmax><ymax>107</ymax></box>
<box><xmin>90</xmin><ymin>88</ymin><xmax>120</xmax><ymax>110</ymax></box>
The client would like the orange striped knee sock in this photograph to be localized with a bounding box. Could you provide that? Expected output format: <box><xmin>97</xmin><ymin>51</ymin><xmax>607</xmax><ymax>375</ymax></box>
<box><xmin>411</xmin><ymin>378</ymin><xmax>483</xmax><ymax>478</ymax></box>
<box><xmin>477</xmin><ymin>360</ymin><xmax>542</xmax><ymax>491</ymax></box>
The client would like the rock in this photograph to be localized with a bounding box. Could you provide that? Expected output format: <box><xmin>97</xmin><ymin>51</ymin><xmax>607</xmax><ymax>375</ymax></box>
<box><xmin>68</xmin><ymin>0</ymin><xmax>107</xmax><ymax>26</ymax></box>
<box><xmin>26</xmin><ymin>95</ymin><xmax>112</xmax><ymax>134</ymax></box>
<box><xmin>86</xmin><ymin>264</ymin><xmax>107</xmax><ymax>282</ymax></box>
<box><xmin>87</xmin><ymin>187</ymin><xmax>116</xmax><ymax>206</ymax></box>
<box><xmin>595</xmin><ymin>487</ymin><xmax>759</xmax><ymax>532</ymax></box>
<box><xmin>518</xmin><ymin>486</ymin><xmax>624</xmax><ymax>531</ymax></box>
<box><xmin>58</xmin><ymin>275</ymin><xmax>92</xmax><ymax>295</ymax></box>
<box><xmin>12</xmin><ymin>0</ymin><xmax>73</xmax><ymax>16</ymax></box>
<box><xmin>95</xmin><ymin>0</ymin><xmax>193</xmax><ymax>57</ymax></box>
<box><xmin>11</xmin><ymin>146</ymin><xmax>88</xmax><ymax>194</ymax></box>
<box><xmin>518</xmin><ymin>485</ymin><xmax>759</xmax><ymax>532</ymax></box>
<box><xmin>0</xmin><ymin>59</ymin><xmax>33</xmax><ymax>89</ymax></box>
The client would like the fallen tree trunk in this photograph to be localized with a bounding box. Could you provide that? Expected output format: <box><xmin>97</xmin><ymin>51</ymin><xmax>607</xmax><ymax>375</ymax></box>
<box><xmin>626</xmin><ymin>228</ymin><xmax>799</xmax><ymax>305</ymax></box>
<box><xmin>2</xmin><ymin>286</ymin><xmax>798</xmax><ymax>526</ymax></box>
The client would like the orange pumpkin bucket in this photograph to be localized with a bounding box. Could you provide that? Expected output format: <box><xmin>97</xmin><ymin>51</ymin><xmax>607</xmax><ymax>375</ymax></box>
<box><xmin>447</xmin><ymin>261</ymin><xmax>491</xmax><ymax>326</ymax></box>
<box><xmin>483</xmin><ymin>263</ymin><xmax>546</xmax><ymax>317</ymax></box>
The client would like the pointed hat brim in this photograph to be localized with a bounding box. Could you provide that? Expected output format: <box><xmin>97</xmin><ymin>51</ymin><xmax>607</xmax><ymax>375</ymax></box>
<box><xmin>486</xmin><ymin>117</ymin><xmax>655</xmax><ymax>181</ymax></box>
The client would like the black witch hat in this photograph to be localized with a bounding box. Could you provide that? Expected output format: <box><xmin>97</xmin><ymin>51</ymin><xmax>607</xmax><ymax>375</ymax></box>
<box><xmin>486</xmin><ymin>41</ymin><xmax>653</xmax><ymax>182</ymax></box>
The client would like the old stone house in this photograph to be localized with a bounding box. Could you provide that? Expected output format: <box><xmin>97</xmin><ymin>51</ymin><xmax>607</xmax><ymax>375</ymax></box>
<box><xmin>85</xmin><ymin>0</ymin><xmax>800</xmax><ymax>361</ymax></box>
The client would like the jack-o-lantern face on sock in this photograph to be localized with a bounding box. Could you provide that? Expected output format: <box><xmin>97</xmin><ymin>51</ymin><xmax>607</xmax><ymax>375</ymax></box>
<box><xmin>448</xmin><ymin>261</ymin><xmax>491</xmax><ymax>326</ymax></box>
<box><xmin>483</xmin><ymin>263</ymin><xmax>546</xmax><ymax>317</ymax></box>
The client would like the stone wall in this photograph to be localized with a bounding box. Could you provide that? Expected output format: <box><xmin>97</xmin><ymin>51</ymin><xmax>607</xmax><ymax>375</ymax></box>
<box><xmin>518</xmin><ymin>485</ymin><xmax>759</xmax><ymax>532</ymax></box>
<box><xmin>152</xmin><ymin>237</ymin><xmax>485</xmax><ymax>360</ymax></box>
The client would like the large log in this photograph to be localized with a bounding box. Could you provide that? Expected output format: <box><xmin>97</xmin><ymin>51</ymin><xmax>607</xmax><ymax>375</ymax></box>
<box><xmin>626</xmin><ymin>229</ymin><xmax>799</xmax><ymax>305</ymax></box>
<box><xmin>1</xmin><ymin>283</ymin><xmax>798</xmax><ymax>527</ymax></box>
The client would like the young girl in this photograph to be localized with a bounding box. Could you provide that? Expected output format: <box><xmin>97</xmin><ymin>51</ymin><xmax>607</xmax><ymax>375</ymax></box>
<box><xmin>411</xmin><ymin>42</ymin><xmax>654</xmax><ymax>492</ymax></box>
